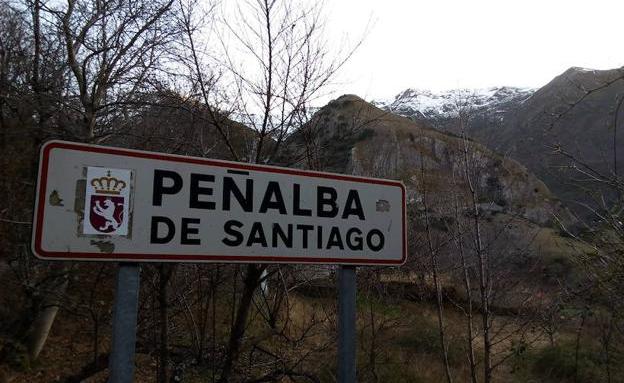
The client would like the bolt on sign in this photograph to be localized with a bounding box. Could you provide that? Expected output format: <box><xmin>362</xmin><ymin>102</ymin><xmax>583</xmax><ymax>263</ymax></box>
<box><xmin>32</xmin><ymin>141</ymin><xmax>407</xmax><ymax>265</ymax></box>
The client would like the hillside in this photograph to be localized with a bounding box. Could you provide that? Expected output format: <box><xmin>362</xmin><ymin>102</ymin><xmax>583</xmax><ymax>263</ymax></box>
<box><xmin>280</xmin><ymin>95</ymin><xmax>589</xmax><ymax>312</ymax></box>
<box><xmin>495</xmin><ymin>67</ymin><xmax>624</xmax><ymax>202</ymax></box>
<box><xmin>287</xmin><ymin>94</ymin><xmax>562</xmax><ymax>226</ymax></box>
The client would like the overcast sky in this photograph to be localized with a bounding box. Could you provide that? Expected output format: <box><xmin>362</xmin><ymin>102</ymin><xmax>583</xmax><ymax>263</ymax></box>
<box><xmin>321</xmin><ymin>0</ymin><xmax>623</xmax><ymax>102</ymax></box>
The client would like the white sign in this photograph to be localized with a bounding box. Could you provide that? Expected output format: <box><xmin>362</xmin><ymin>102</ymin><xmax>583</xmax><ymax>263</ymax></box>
<box><xmin>32</xmin><ymin>140</ymin><xmax>407</xmax><ymax>265</ymax></box>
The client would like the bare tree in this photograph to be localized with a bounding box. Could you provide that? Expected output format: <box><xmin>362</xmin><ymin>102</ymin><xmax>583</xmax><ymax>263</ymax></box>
<box><xmin>0</xmin><ymin>0</ymin><xmax>184</xmax><ymax>377</ymax></box>
<box><xmin>443</xmin><ymin>90</ymin><xmax>551</xmax><ymax>382</ymax></box>
<box><xmin>458</xmin><ymin>94</ymin><xmax>493</xmax><ymax>383</ymax></box>
<box><xmin>450</xmin><ymin>171</ymin><xmax>478</xmax><ymax>383</ymax></box>
<box><xmin>39</xmin><ymin>0</ymin><xmax>180</xmax><ymax>141</ymax></box>
<box><xmin>173</xmin><ymin>1</ymin><xmax>361</xmax><ymax>380</ymax></box>
<box><xmin>420</xmin><ymin>158</ymin><xmax>454</xmax><ymax>383</ymax></box>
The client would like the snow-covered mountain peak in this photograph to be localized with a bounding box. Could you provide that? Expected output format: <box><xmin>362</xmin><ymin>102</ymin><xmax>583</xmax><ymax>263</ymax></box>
<box><xmin>373</xmin><ymin>86</ymin><xmax>535</xmax><ymax>120</ymax></box>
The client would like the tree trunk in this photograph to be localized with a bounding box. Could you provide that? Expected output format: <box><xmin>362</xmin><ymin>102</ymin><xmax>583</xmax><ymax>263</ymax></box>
<box><xmin>368</xmin><ymin>299</ymin><xmax>378</xmax><ymax>383</ymax></box>
<box><xmin>421</xmin><ymin>160</ymin><xmax>453</xmax><ymax>383</ymax></box>
<box><xmin>574</xmin><ymin>311</ymin><xmax>587</xmax><ymax>383</ymax></box>
<box><xmin>157</xmin><ymin>265</ymin><xmax>175</xmax><ymax>383</ymax></box>
<box><xmin>218</xmin><ymin>264</ymin><xmax>265</xmax><ymax>383</ymax></box>
<box><xmin>460</xmin><ymin>120</ymin><xmax>492</xmax><ymax>383</ymax></box>
<box><xmin>27</xmin><ymin>278</ymin><xmax>68</xmax><ymax>361</ymax></box>
<box><xmin>452</xmin><ymin>189</ymin><xmax>478</xmax><ymax>383</ymax></box>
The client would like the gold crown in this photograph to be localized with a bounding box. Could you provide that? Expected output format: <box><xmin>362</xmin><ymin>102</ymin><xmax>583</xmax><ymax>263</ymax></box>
<box><xmin>91</xmin><ymin>171</ymin><xmax>127</xmax><ymax>195</ymax></box>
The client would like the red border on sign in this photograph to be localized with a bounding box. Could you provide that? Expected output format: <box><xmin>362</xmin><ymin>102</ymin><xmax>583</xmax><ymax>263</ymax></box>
<box><xmin>32</xmin><ymin>140</ymin><xmax>407</xmax><ymax>266</ymax></box>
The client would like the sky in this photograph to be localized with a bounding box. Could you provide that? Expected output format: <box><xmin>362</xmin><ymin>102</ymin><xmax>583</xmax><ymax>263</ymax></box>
<box><xmin>321</xmin><ymin>0</ymin><xmax>623</xmax><ymax>102</ymax></box>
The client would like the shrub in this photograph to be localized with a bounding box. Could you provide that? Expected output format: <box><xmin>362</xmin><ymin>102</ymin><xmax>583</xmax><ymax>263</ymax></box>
<box><xmin>532</xmin><ymin>343</ymin><xmax>603</xmax><ymax>382</ymax></box>
<box><xmin>0</xmin><ymin>340</ymin><xmax>31</xmax><ymax>371</ymax></box>
<box><xmin>396</xmin><ymin>321</ymin><xmax>462</xmax><ymax>366</ymax></box>
<box><xmin>376</xmin><ymin>364</ymin><xmax>426</xmax><ymax>383</ymax></box>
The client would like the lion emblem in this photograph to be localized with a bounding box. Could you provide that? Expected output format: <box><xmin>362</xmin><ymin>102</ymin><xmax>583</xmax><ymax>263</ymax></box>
<box><xmin>93</xmin><ymin>199</ymin><xmax>123</xmax><ymax>231</ymax></box>
<box><xmin>88</xmin><ymin>195</ymin><xmax>124</xmax><ymax>234</ymax></box>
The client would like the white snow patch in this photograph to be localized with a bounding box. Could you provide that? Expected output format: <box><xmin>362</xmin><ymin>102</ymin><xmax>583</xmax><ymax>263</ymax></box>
<box><xmin>372</xmin><ymin>86</ymin><xmax>535</xmax><ymax>118</ymax></box>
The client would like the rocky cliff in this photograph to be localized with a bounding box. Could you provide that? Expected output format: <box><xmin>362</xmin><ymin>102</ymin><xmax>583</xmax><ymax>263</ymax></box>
<box><xmin>286</xmin><ymin>94</ymin><xmax>563</xmax><ymax>227</ymax></box>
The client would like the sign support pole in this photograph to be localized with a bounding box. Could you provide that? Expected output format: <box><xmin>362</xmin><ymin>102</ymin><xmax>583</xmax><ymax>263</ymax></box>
<box><xmin>109</xmin><ymin>263</ymin><xmax>141</xmax><ymax>383</ymax></box>
<box><xmin>338</xmin><ymin>265</ymin><xmax>357</xmax><ymax>382</ymax></box>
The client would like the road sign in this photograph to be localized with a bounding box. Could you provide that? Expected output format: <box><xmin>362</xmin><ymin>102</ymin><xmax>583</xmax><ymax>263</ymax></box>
<box><xmin>32</xmin><ymin>140</ymin><xmax>406</xmax><ymax>265</ymax></box>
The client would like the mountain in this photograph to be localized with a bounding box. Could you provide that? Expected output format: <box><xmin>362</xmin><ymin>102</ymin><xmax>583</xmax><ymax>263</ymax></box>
<box><xmin>373</xmin><ymin>86</ymin><xmax>534</xmax><ymax>123</ymax></box>
<box><xmin>373</xmin><ymin>67</ymin><xmax>624</xmax><ymax>208</ymax></box>
<box><xmin>285</xmin><ymin>94</ymin><xmax>564</xmax><ymax>226</ymax></box>
<box><xmin>494</xmin><ymin>67</ymin><xmax>624</xmax><ymax>202</ymax></box>
<box><xmin>281</xmin><ymin>94</ymin><xmax>582</xmax><ymax>300</ymax></box>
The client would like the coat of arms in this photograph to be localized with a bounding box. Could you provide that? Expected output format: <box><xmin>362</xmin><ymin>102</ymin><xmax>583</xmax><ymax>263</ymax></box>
<box><xmin>83</xmin><ymin>167</ymin><xmax>132</xmax><ymax>236</ymax></box>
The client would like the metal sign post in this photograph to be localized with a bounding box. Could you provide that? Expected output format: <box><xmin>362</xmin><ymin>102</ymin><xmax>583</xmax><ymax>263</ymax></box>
<box><xmin>108</xmin><ymin>263</ymin><xmax>141</xmax><ymax>382</ymax></box>
<box><xmin>338</xmin><ymin>265</ymin><xmax>357</xmax><ymax>382</ymax></box>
